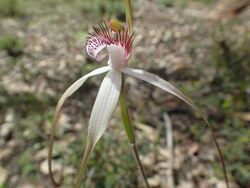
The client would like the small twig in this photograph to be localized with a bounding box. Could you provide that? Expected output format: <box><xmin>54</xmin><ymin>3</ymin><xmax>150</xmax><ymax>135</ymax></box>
<box><xmin>163</xmin><ymin>113</ymin><xmax>175</xmax><ymax>188</ymax></box>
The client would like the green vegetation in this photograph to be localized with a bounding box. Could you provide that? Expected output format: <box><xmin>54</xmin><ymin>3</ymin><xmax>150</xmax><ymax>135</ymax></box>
<box><xmin>158</xmin><ymin>0</ymin><xmax>215</xmax><ymax>7</ymax></box>
<box><xmin>209</xmin><ymin>33</ymin><xmax>250</xmax><ymax>187</ymax></box>
<box><xmin>37</xmin><ymin>0</ymin><xmax>125</xmax><ymax>20</ymax></box>
<box><xmin>0</xmin><ymin>0</ymin><xmax>26</xmax><ymax>17</ymax></box>
<box><xmin>0</xmin><ymin>35</ymin><xmax>25</xmax><ymax>57</ymax></box>
<box><xmin>80</xmin><ymin>0</ymin><xmax>125</xmax><ymax>20</ymax></box>
<box><xmin>210</xmin><ymin>33</ymin><xmax>250</xmax><ymax>113</ymax></box>
<box><xmin>0</xmin><ymin>0</ymin><xmax>249</xmax><ymax>187</ymax></box>
<box><xmin>88</xmin><ymin>136</ymin><xmax>137</xmax><ymax>188</ymax></box>
<box><xmin>183</xmin><ymin>30</ymin><xmax>250</xmax><ymax>187</ymax></box>
<box><xmin>18</xmin><ymin>150</ymin><xmax>36</xmax><ymax>176</ymax></box>
<box><xmin>172</xmin><ymin>25</ymin><xmax>250</xmax><ymax>187</ymax></box>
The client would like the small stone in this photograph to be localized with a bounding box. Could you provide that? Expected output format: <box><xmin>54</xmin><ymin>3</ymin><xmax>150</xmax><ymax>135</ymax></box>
<box><xmin>0</xmin><ymin>147</ymin><xmax>13</xmax><ymax>161</ymax></box>
<box><xmin>188</xmin><ymin>143</ymin><xmax>200</xmax><ymax>156</ymax></box>
<box><xmin>148</xmin><ymin>175</ymin><xmax>161</xmax><ymax>187</ymax></box>
<box><xmin>142</xmin><ymin>152</ymin><xmax>155</xmax><ymax>167</ymax></box>
<box><xmin>0</xmin><ymin>122</ymin><xmax>14</xmax><ymax>138</ymax></box>
<box><xmin>9</xmin><ymin>175</ymin><xmax>18</xmax><ymax>187</ymax></box>
<box><xmin>158</xmin><ymin>148</ymin><xmax>170</xmax><ymax>161</ymax></box>
<box><xmin>135</xmin><ymin>123</ymin><xmax>158</xmax><ymax>141</ymax></box>
<box><xmin>0</xmin><ymin>166</ymin><xmax>8</xmax><ymax>185</ymax></box>
<box><xmin>178</xmin><ymin>181</ymin><xmax>193</xmax><ymax>188</ymax></box>
<box><xmin>163</xmin><ymin>31</ymin><xmax>172</xmax><ymax>42</ymax></box>
<box><xmin>35</xmin><ymin>148</ymin><xmax>48</xmax><ymax>161</ymax></box>
<box><xmin>75</xmin><ymin>54</ymin><xmax>84</xmax><ymax>61</ymax></box>
<box><xmin>40</xmin><ymin>159</ymin><xmax>61</xmax><ymax>175</ymax></box>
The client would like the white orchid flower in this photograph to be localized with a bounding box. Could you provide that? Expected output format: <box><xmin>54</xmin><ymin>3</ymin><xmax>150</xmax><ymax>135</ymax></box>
<box><xmin>49</xmin><ymin>21</ymin><xmax>228</xmax><ymax>188</ymax></box>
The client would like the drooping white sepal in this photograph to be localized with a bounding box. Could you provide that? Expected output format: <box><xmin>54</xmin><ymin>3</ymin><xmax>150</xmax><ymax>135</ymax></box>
<box><xmin>121</xmin><ymin>67</ymin><xmax>200</xmax><ymax>113</ymax></box>
<box><xmin>88</xmin><ymin>69</ymin><xmax>122</xmax><ymax>144</ymax></box>
<box><xmin>121</xmin><ymin>67</ymin><xmax>229</xmax><ymax>187</ymax></box>
<box><xmin>55</xmin><ymin>66</ymin><xmax>111</xmax><ymax>117</ymax></box>
<box><xmin>49</xmin><ymin>66</ymin><xmax>111</xmax><ymax>186</ymax></box>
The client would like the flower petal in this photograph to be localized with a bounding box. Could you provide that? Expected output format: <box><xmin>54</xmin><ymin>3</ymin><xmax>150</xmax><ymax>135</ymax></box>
<box><xmin>122</xmin><ymin>67</ymin><xmax>229</xmax><ymax>188</ymax></box>
<box><xmin>48</xmin><ymin>66</ymin><xmax>110</xmax><ymax>186</ymax></box>
<box><xmin>86</xmin><ymin>37</ymin><xmax>108</xmax><ymax>62</ymax></box>
<box><xmin>75</xmin><ymin>69</ymin><xmax>122</xmax><ymax>187</ymax></box>
<box><xmin>74</xmin><ymin>70</ymin><xmax>121</xmax><ymax>187</ymax></box>
<box><xmin>88</xmin><ymin>69</ymin><xmax>122</xmax><ymax>144</ymax></box>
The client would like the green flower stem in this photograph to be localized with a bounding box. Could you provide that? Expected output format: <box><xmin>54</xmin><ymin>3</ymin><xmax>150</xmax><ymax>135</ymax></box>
<box><xmin>119</xmin><ymin>75</ymin><xmax>135</xmax><ymax>143</ymax></box>
<box><xmin>130</xmin><ymin>143</ymin><xmax>150</xmax><ymax>188</ymax></box>
<box><xmin>125</xmin><ymin>0</ymin><xmax>133</xmax><ymax>34</ymax></box>
<box><xmin>119</xmin><ymin>74</ymin><xmax>150</xmax><ymax>188</ymax></box>
<box><xmin>122</xmin><ymin>1</ymin><xmax>150</xmax><ymax>187</ymax></box>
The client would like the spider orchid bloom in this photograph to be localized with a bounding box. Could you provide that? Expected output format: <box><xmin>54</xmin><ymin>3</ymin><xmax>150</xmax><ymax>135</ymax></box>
<box><xmin>50</xmin><ymin>20</ymin><xmax>228</xmax><ymax>187</ymax></box>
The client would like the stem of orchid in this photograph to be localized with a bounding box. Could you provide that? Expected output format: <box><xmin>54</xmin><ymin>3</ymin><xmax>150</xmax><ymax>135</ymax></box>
<box><xmin>74</xmin><ymin>141</ymin><xmax>94</xmax><ymax>188</ymax></box>
<box><xmin>119</xmin><ymin>75</ymin><xmax>135</xmax><ymax>143</ymax></box>
<box><xmin>122</xmin><ymin>1</ymin><xmax>150</xmax><ymax>187</ymax></box>
<box><xmin>119</xmin><ymin>74</ymin><xmax>150</xmax><ymax>188</ymax></box>
<box><xmin>122</xmin><ymin>0</ymin><xmax>134</xmax><ymax>143</ymax></box>
<box><xmin>124</xmin><ymin>0</ymin><xmax>133</xmax><ymax>34</ymax></box>
<box><xmin>130</xmin><ymin>143</ymin><xmax>150</xmax><ymax>188</ymax></box>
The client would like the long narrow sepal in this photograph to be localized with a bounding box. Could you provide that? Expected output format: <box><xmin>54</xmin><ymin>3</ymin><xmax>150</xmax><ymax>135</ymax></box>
<box><xmin>55</xmin><ymin>66</ymin><xmax>111</xmax><ymax>116</ymax></box>
<box><xmin>122</xmin><ymin>67</ymin><xmax>229</xmax><ymax>188</ymax></box>
<box><xmin>48</xmin><ymin>66</ymin><xmax>111</xmax><ymax>186</ymax></box>
<box><xmin>88</xmin><ymin>69</ymin><xmax>122</xmax><ymax>144</ymax></box>
<box><xmin>74</xmin><ymin>69</ymin><xmax>122</xmax><ymax>188</ymax></box>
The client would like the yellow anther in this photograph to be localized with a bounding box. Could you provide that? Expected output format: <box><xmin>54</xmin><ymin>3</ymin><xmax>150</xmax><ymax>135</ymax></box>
<box><xmin>109</xmin><ymin>19</ymin><xmax>124</xmax><ymax>32</ymax></box>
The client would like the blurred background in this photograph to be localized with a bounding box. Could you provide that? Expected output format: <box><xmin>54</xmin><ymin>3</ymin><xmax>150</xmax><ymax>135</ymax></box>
<box><xmin>0</xmin><ymin>0</ymin><xmax>249</xmax><ymax>187</ymax></box>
